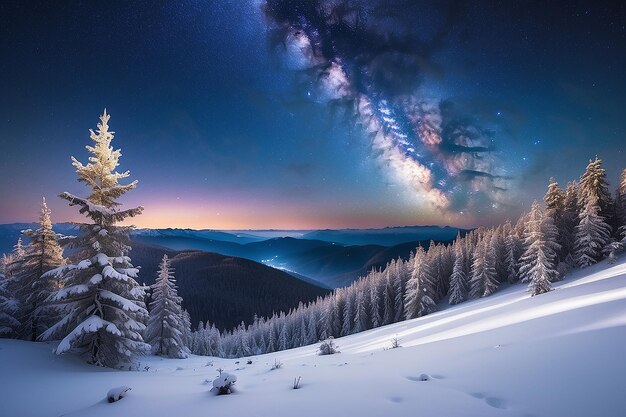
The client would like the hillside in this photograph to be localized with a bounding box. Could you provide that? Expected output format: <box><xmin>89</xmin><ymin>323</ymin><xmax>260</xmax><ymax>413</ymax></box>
<box><xmin>1</xmin><ymin>257</ymin><xmax>625</xmax><ymax>417</ymax></box>
<box><xmin>131</xmin><ymin>242</ymin><xmax>331</xmax><ymax>330</ymax></box>
<box><xmin>0</xmin><ymin>224</ymin><xmax>461</xmax><ymax>288</ymax></box>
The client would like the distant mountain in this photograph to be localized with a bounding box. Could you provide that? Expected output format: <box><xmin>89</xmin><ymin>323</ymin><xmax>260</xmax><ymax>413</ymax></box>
<box><xmin>114</xmin><ymin>242</ymin><xmax>331</xmax><ymax>330</ymax></box>
<box><xmin>0</xmin><ymin>224</ymin><xmax>466</xmax><ymax>289</ymax></box>
<box><xmin>302</xmin><ymin>225</ymin><xmax>465</xmax><ymax>246</ymax></box>
<box><xmin>133</xmin><ymin>228</ymin><xmax>265</xmax><ymax>244</ymax></box>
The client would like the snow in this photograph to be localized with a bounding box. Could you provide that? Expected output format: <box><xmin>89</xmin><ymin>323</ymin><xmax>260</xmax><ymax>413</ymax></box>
<box><xmin>107</xmin><ymin>386</ymin><xmax>131</xmax><ymax>403</ymax></box>
<box><xmin>99</xmin><ymin>290</ymin><xmax>143</xmax><ymax>312</ymax></box>
<box><xmin>2</xmin><ymin>257</ymin><xmax>626</xmax><ymax>416</ymax></box>
<box><xmin>56</xmin><ymin>316</ymin><xmax>122</xmax><ymax>354</ymax></box>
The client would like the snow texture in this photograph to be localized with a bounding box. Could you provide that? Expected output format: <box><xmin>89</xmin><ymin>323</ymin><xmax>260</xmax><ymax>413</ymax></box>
<box><xmin>2</xmin><ymin>256</ymin><xmax>625</xmax><ymax>417</ymax></box>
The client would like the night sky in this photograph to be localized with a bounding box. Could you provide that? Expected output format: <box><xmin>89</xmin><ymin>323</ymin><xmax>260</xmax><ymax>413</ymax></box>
<box><xmin>0</xmin><ymin>0</ymin><xmax>624</xmax><ymax>229</ymax></box>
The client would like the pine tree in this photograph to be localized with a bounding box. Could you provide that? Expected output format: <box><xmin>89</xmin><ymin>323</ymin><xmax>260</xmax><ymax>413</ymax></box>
<box><xmin>12</xmin><ymin>198</ymin><xmax>65</xmax><ymax>341</ymax></box>
<box><xmin>575</xmin><ymin>193</ymin><xmax>611</xmax><ymax>267</ymax></box>
<box><xmin>353</xmin><ymin>289</ymin><xmax>367</xmax><ymax>333</ymax></box>
<box><xmin>146</xmin><ymin>255</ymin><xmax>187</xmax><ymax>358</ymax></box>
<box><xmin>616</xmin><ymin>168</ymin><xmax>626</xmax><ymax>241</ymax></box>
<box><xmin>544</xmin><ymin>178</ymin><xmax>568</xmax><ymax>260</ymax></box>
<box><xmin>448</xmin><ymin>243</ymin><xmax>467</xmax><ymax>305</ymax></box>
<box><xmin>579</xmin><ymin>157</ymin><xmax>614</xmax><ymax>233</ymax></box>
<box><xmin>382</xmin><ymin>269</ymin><xmax>395</xmax><ymax>325</ymax></box>
<box><xmin>41</xmin><ymin>110</ymin><xmax>149</xmax><ymax>367</ymax></box>
<box><xmin>519</xmin><ymin>201</ymin><xmax>560</xmax><ymax>295</ymax></box>
<box><xmin>369</xmin><ymin>280</ymin><xmax>381</xmax><ymax>328</ymax></box>
<box><xmin>404</xmin><ymin>247</ymin><xmax>436</xmax><ymax>319</ymax></box>
<box><xmin>561</xmin><ymin>181</ymin><xmax>580</xmax><ymax>262</ymax></box>
<box><xmin>341</xmin><ymin>289</ymin><xmax>354</xmax><ymax>336</ymax></box>
<box><xmin>0</xmin><ymin>273</ymin><xmax>19</xmax><ymax>337</ymax></box>
<box><xmin>469</xmin><ymin>232</ymin><xmax>499</xmax><ymax>298</ymax></box>
<box><xmin>181</xmin><ymin>309</ymin><xmax>192</xmax><ymax>352</ymax></box>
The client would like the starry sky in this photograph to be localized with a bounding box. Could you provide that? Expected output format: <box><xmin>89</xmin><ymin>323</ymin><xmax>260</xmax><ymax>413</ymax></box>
<box><xmin>0</xmin><ymin>0</ymin><xmax>624</xmax><ymax>229</ymax></box>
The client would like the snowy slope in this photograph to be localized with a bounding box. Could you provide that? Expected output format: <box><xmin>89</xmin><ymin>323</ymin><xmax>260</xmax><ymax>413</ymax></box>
<box><xmin>1</xmin><ymin>257</ymin><xmax>626</xmax><ymax>417</ymax></box>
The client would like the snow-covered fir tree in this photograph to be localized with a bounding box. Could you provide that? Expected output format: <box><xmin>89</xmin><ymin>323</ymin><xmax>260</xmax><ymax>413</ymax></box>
<box><xmin>12</xmin><ymin>198</ymin><xmax>65</xmax><ymax>341</ymax></box>
<box><xmin>0</xmin><ymin>272</ymin><xmax>19</xmax><ymax>337</ymax></box>
<box><xmin>578</xmin><ymin>157</ymin><xmax>614</xmax><ymax>232</ymax></box>
<box><xmin>561</xmin><ymin>181</ymin><xmax>581</xmax><ymax>261</ymax></box>
<box><xmin>146</xmin><ymin>255</ymin><xmax>188</xmax><ymax>358</ymax></box>
<box><xmin>616</xmin><ymin>168</ymin><xmax>626</xmax><ymax>241</ymax></box>
<box><xmin>41</xmin><ymin>110</ymin><xmax>149</xmax><ymax>367</ymax></box>
<box><xmin>448</xmin><ymin>242</ymin><xmax>468</xmax><ymax>305</ymax></box>
<box><xmin>469</xmin><ymin>231</ymin><xmax>499</xmax><ymax>298</ymax></box>
<box><xmin>183</xmin><ymin>158</ymin><xmax>622</xmax><ymax>358</ymax></box>
<box><xmin>404</xmin><ymin>246</ymin><xmax>436</xmax><ymax>319</ymax></box>
<box><xmin>519</xmin><ymin>201</ymin><xmax>561</xmax><ymax>295</ymax></box>
<box><xmin>575</xmin><ymin>193</ymin><xmax>612</xmax><ymax>267</ymax></box>
<box><xmin>181</xmin><ymin>309</ymin><xmax>192</xmax><ymax>351</ymax></box>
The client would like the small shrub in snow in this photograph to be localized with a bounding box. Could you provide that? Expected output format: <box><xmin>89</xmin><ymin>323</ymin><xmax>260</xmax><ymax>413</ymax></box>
<box><xmin>318</xmin><ymin>337</ymin><xmax>339</xmax><ymax>355</ymax></box>
<box><xmin>271</xmin><ymin>359</ymin><xmax>283</xmax><ymax>370</ymax></box>
<box><xmin>293</xmin><ymin>376</ymin><xmax>301</xmax><ymax>390</ymax></box>
<box><xmin>107</xmin><ymin>386</ymin><xmax>131</xmax><ymax>403</ymax></box>
<box><xmin>246</xmin><ymin>359</ymin><xmax>253</xmax><ymax>365</ymax></box>
<box><xmin>212</xmin><ymin>372</ymin><xmax>237</xmax><ymax>395</ymax></box>
<box><xmin>390</xmin><ymin>335</ymin><xmax>401</xmax><ymax>349</ymax></box>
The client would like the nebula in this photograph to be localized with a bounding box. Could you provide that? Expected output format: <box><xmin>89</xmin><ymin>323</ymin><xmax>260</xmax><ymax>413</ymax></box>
<box><xmin>263</xmin><ymin>0</ymin><xmax>511</xmax><ymax>217</ymax></box>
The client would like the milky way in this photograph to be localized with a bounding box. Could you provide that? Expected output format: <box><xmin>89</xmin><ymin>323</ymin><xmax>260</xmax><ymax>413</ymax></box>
<box><xmin>263</xmin><ymin>0</ymin><xmax>512</xmax><ymax>217</ymax></box>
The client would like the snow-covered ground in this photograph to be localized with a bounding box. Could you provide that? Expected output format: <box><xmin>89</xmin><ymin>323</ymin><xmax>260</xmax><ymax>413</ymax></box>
<box><xmin>2</xmin><ymin>257</ymin><xmax>626</xmax><ymax>417</ymax></box>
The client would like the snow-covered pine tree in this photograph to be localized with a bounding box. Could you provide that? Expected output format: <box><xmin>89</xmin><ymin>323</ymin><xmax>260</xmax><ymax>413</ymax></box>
<box><xmin>0</xmin><ymin>239</ymin><xmax>28</xmax><ymax>337</ymax></box>
<box><xmin>519</xmin><ymin>201</ymin><xmax>560</xmax><ymax>295</ymax></box>
<box><xmin>353</xmin><ymin>289</ymin><xmax>367</xmax><ymax>333</ymax></box>
<box><xmin>1</xmin><ymin>254</ymin><xmax>11</xmax><ymax>277</ymax></box>
<box><xmin>341</xmin><ymin>289</ymin><xmax>354</xmax><ymax>336</ymax></box>
<box><xmin>146</xmin><ymin>255</ymin><xmax>187</xmax><ymax>358</ymax></box>
<box><xmin>503</xmin><ymin>221</ymin><xmax>521</xmax><ymax>283</ymax></box>
<box><xmin>616</xmin><ymin>168</ymin><xmax>626</xmax><ymax>241</ymax></box>
<box><xmin>404</xmin><ymin>246</ymin><xmax>436</xmax><ymax>319</ymax></box>
<box><xmin>560</xmin><ymin>181</ymin><xmax>580</xmax><ymax>261</ymax></box>
<box><xmin>579</xmin><ymin>157</ymin><xmax>614</xmax><ymax>233</ymax></box>
<box><xmin>575</xmin><ymin>193</ymin><xmax>612</xmax><ymax>267</ymax></box>
<box><xmin>469</xmin><ymin>231</ymin><xmax>499</xmax><ymax>298</ymax></box>
<box><xmin>4</xmin><ymin>239</ymin><xmax>24</xmax><ymax>280</ymax></box>
<box><xmin>13</xmin><ymin>198</ymin><xmax>65</xmax><ymax>341</ymax></box>
<box><xmin>40</xmin><ymin>110</ymin><xmax>149</xmax><ymax>367</ymax></box>
<box><xmin>448</xmin><ymin>242</ymin><xmax>468</xmax><ymax>305</ymax></box>
<box><xmin>382</xmin><ymin>268</ymin><xmax>395</xmax><ymax>325</ymax></box>
<box><xmin>181</xmin><ymin>309</ymin><xmax>192</xmax><ymax>352</ymax></box>
<box><xmin>393</xmin><ymin>257</ymin><xmax>409</xmax><ymax>322</ymax></box>
<box><xmin>0</xmin><ymin>272</ymin><xmax>19</xmax><ymax>337</ymax></box>
<box><xmin>544</xmin><ymin>178</ymin><xmax>568</xmax><ymax>260</ymax></box>
<box><xmin>369</xmin><ymin>278</ymin><xmax>381</xmax><ymax>328</ymax></box>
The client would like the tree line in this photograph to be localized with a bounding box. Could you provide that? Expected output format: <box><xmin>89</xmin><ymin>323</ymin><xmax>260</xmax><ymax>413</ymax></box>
<box><xmin>1</xmin><ymin>109</ymin><xmax>624</xmax><ymax>365</ymax></box>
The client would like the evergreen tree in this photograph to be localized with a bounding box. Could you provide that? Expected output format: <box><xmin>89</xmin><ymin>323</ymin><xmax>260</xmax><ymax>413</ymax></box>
<box><xmin>616</xmin><ymin>168</ymin><xmax>626</xmax><ymax>241</ymax></box>
<box><xmin>181</xmin><ymin>309</ymin><xmax>192</xmax><ymax>352</ymax></box>
<box><xmin>353</xmin><ymin>289</ymin><xmax>367</xmax><ymax>333</ymax></box>
<box><xmin>575</xmin><ymin>194</ymin><xmax>611</xmax><ymax>267</ymax></box>
<box><xmin>341</xmin><ymin>290</ymin><xmax>354</xmax><ymax>336</ymax></box>
<box><xmin>12</xmin><ymin>198</ymin><xmax>65</xmax><ymax>341</ymax></box>
<box><xmin>469</xmin><ymin>232</ymin><xmax>499</xmax><ymax>298</ymax></box>
<box><xmin>41</xmin><ymin>110</ymin><xmax>149</xmax><ymax>367</ymax></box>
<box><xmin>404</xmin><ymin>247</ymin><xmax>436</xmax><ymax>319</ymax></box>
<box><xmin>561</xmin><ymin>181</ymin><xmax>580</xmax><ymax>261</ymax></box>
<box><xmin>579</xmin><ymin>157</ymin><xmax>614</xmax><ymax>232</ymax></box>
<box><xmin>369</xmin><ymin>280</ymin><xmax>381</xmax><ymax>328</ymax></box>
<box><xmin>382</xmin><ymin>269</ymin><xmax>395</xmax><ymax>325</ymax></box>
<box><xmin>448</xmin><ymin>243</ymin><xmax>468</xmax><ymax>305</ymax></box>
<box><xmin>519</xmin><ymin>201</ymin><xmax>560</xmax><ymax>295</ymax></box>
<box><xmin>0</xmin><ymin>273</ymin><xmax>19</xmax><ymax>337</ymax></box>
<box><xmin>146</xmin><ymin>255</ymin><xmax>187</xmax><ymax>358</ymax></box>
